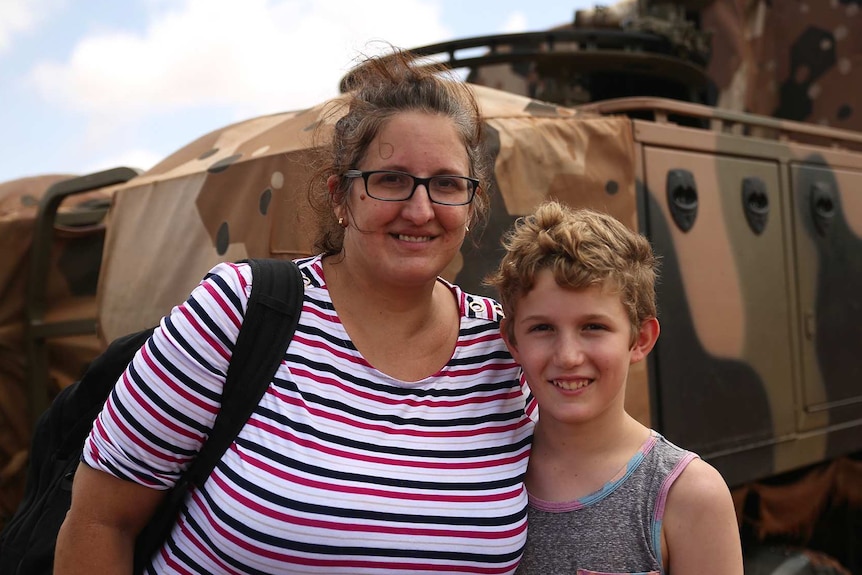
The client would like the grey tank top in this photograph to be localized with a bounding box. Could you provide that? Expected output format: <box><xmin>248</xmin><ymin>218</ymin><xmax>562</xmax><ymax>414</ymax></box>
<box><xmin>515</xmin><ymin>431</ymin><xmax>697</xmax><ymax>575</ymax></box>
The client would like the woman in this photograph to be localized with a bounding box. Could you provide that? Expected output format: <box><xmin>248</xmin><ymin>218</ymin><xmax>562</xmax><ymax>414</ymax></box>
<box><xmin>55</xmin><ymin>50</ymin><xmax>533</xmax><ymax>574</ymax></box>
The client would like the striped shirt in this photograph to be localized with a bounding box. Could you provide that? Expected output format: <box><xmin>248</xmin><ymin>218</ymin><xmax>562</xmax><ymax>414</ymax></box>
<box><xmin>84</xmin><ymin>256</ymin><xmax>534</xmax><ymax>574</ymax></box>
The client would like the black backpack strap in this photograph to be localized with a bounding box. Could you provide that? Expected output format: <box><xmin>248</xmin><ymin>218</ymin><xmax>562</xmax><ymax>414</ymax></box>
<box><xmin>135</xmin><ymin>258</ymin><xmax>303</xmax><ymax>568</ymax></box>
<box><xmin>189</xmin><ymin>258</ymin><xmax>303</xmax><ymax>481</ymax></box>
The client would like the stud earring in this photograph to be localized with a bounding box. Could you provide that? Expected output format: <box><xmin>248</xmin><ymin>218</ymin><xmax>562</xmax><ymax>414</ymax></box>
<box><xmin>338</xmin><ymin>217</ymin><xmax>346</xmax><ymax>227</ymax></box>
<box><xmin>465</xmin><ymin>224</ymin><xmax>470</xmax><ymax>232</ymax></box>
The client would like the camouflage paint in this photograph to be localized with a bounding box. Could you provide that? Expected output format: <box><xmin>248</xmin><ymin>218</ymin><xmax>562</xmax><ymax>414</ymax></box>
<box><xmin>703</xmin><ymin>0</ymin><xmax>862</xmax><ymax>134</ymax></box>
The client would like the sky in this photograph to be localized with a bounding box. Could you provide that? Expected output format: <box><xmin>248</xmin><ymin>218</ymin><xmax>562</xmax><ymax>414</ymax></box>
<box><xmin>0</xmin><ymin>0</ymin><xmax>598</xmax><ymax>183</ymax></box>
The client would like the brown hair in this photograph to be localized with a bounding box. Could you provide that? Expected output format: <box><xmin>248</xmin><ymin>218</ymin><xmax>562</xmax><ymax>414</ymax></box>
<box><xmin>309</xmin><ymin>48</ymin><xmax>492</xmax><ymax>255</ymax></box>
<box><xmin>485</xmin><ymin>201</ymin><xmax>659</xmax><ymax>345</ymax></box>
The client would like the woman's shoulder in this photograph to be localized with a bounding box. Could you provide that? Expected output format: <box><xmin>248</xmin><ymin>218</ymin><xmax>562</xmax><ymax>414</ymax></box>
<box><xmin>197</xmin><ymin>257</ymin><xmax>318</xmax><ymax>311</ymax></box>
<box><xmin>198</xmin><ymin>260</ymin><xmax>254</xmax><ymax>304</ymax></box>
<box><xmin>294</xmin><ymin>254</ymin><xmax>325</xmax><ymax>289</ymax></box>
<box><xmin>216</xmin><ymin>256</ymin><xmax>322</xmax><ymax>297</ymax></box>
<box><xmin>438</xmin><ymin>277</ymin><xmax>505</xmax><ymax>323</ymax></box>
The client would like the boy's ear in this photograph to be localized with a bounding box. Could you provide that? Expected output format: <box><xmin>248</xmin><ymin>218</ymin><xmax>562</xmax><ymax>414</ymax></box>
<box><xmin>500</xmin><ymin>318</ymin><xmax>519</xmax><ymax>358</ymax></box>
<box><xmin>630</xmin><ymin>317</ymin><xmax>660</xmax><ymax>364</ymax></box>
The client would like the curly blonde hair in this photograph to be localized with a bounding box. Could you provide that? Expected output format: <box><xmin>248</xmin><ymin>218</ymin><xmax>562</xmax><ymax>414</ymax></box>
<box><xmin>486</xmin><ymin>201</ymin><xmax>659</xmax><ymax>345</ymax></box>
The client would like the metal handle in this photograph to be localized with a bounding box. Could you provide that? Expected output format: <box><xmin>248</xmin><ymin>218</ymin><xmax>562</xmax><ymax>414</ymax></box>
<box><xmin>667</xmin><ymin>169</ymin><xmax>698</xmax><ymax>232</ymax></box>
<box><xmin>742</xmin><ymin>177</ymin><xmax>769</xmax><ymax>235</ymax></box>
<box><xmin>810</xmin><ymin>181</ymin><xmax>836</xmax><ymax>237</ymax></box>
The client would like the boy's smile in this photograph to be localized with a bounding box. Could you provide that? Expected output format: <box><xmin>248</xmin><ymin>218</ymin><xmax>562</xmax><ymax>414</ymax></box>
<box><xmin>549</xmin><ymin>378</ymin><xmax>592</xmax><ymax>391</ymax></box>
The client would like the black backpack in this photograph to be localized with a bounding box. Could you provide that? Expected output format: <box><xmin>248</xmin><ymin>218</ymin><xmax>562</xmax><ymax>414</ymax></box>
<box><xmin>0</xmin><ymin>258</ymin><xmax>304</xmax><ymax>575</ymax></box>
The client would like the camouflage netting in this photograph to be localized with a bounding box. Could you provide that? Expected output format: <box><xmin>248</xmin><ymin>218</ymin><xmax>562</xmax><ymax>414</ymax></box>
<box><xmin>734</xmin><ymin>455</ymin><xmax>862</xmax><ymax>546</ymax></box>
<box><xmin>96</xmin><ymin>85</ymin><xmax>639</xmax><ymax>343</ymax></box>
<box><xmin>756</xmin><ymin>457</ymin><xmax>862</xmax><ymax>539</ymax></box>
<box><xmin>0</xmin><ymin>175</ymin><xmax>115</xmax><ymax>528</ymax></box>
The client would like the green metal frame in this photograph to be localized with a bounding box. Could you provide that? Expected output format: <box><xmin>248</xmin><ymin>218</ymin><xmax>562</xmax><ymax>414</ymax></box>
<box><xmin>24</xmin><ymin>166</ymin><xmax>140</xmax><ymax>427</ymax></box>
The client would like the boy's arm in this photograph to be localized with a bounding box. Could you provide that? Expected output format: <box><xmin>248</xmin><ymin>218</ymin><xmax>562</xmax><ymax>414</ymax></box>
<box><xmin>663</xmin><ymin>458</ymin><xmax>744</xmax><ymax>575</ymax></box>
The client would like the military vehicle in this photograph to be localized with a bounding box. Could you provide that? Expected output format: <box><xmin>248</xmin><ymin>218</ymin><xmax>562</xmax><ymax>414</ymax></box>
<box><xmin>1</xmin><ymin>0</ymin><xmax>860</xmax><ymax>571</ymax></box>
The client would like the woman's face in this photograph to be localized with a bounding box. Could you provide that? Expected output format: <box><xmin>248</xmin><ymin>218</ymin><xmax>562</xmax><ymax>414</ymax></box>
<box><xmin>335</xmin><ymin>111</ymin><xmax>473</xmax><ymax>288</ymax></box>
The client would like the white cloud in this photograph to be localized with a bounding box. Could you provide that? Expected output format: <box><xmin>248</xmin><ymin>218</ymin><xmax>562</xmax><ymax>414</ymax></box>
<box><xmin>22</xmin><ymin>0</ymin><xmax>453</xmax><ymax>178</ymax></box>
<box><xmin>27</xmin><ymin>0</ymin><xmax>452</xmax><ymax>118</ymax></box>
<box><xmin>0</xmin><ymin>0</ymin><xmax>56</xmax><ymax>53</ymax></box>
<box><xmin>500</xmin><ymin>11</ymin><xmax>530</xmax><ymax>34</ymax></box>
<box><xmin>81</xmin><ymin>147</ymin><xmax>162</xmax><ymax>175</ymax></box>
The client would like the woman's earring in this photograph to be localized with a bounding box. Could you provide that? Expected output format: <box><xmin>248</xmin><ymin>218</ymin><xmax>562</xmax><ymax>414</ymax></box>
<box><xmin>338</xmin><ymin>217</ymin><xmax>346</xmax><ymax>227</ymax></box>
<box><xmin>465</xmin><ymin>224</ymin><xmax>470</xmax><ymax>232</ymax></box>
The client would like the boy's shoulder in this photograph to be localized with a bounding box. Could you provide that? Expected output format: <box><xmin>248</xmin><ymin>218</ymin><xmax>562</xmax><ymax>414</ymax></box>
<box><xmin>667</xmin><ymin>457</ymin><xmax>731</xmax><ymax>508</ymax></box>
<box><xmin>662</xmin><ymin>455</ymin><xmax>743</xmax><ymax>573</ymax></box>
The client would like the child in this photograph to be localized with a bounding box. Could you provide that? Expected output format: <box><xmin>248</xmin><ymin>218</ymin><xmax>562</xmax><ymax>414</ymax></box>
<box><xmin>486</xmin><ymin>201</ymin><xmax>743</xmax><ymax>575</ymax></box>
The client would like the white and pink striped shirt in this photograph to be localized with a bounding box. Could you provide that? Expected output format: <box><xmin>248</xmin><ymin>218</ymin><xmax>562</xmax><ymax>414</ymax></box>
<box><xmin>84</xmin><ymin>256</ymin><xmax>534</xmax><ymax>574</ymax></box>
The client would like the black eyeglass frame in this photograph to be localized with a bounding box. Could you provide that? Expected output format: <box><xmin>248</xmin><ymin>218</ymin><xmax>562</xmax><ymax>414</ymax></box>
<box><xmin>344</xmin><ymin>169</ymin><xmax>479</xmax><ymax>206</ymax></box>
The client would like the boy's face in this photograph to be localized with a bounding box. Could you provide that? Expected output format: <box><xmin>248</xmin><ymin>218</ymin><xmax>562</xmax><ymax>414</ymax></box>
<box><xmin>502</xmin><ymin>268</ymin><xmax>658</xmax><ymax>427</ymax></box>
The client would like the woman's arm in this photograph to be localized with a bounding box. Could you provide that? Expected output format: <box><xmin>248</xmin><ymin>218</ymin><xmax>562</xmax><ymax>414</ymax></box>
<box><xmin>54</xmin><ymin>262</ymin><xmax>252</xmax><ymax>573</ymax></box>
<box><xmin>663</xmin><ymin>458</ymin><xmax>743</xmax><ymax>575</ymax></box>
<box><xmin>54</xmin><ymin>464</ymin><xmax>166</xmax><ymax>574</ymax></box>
